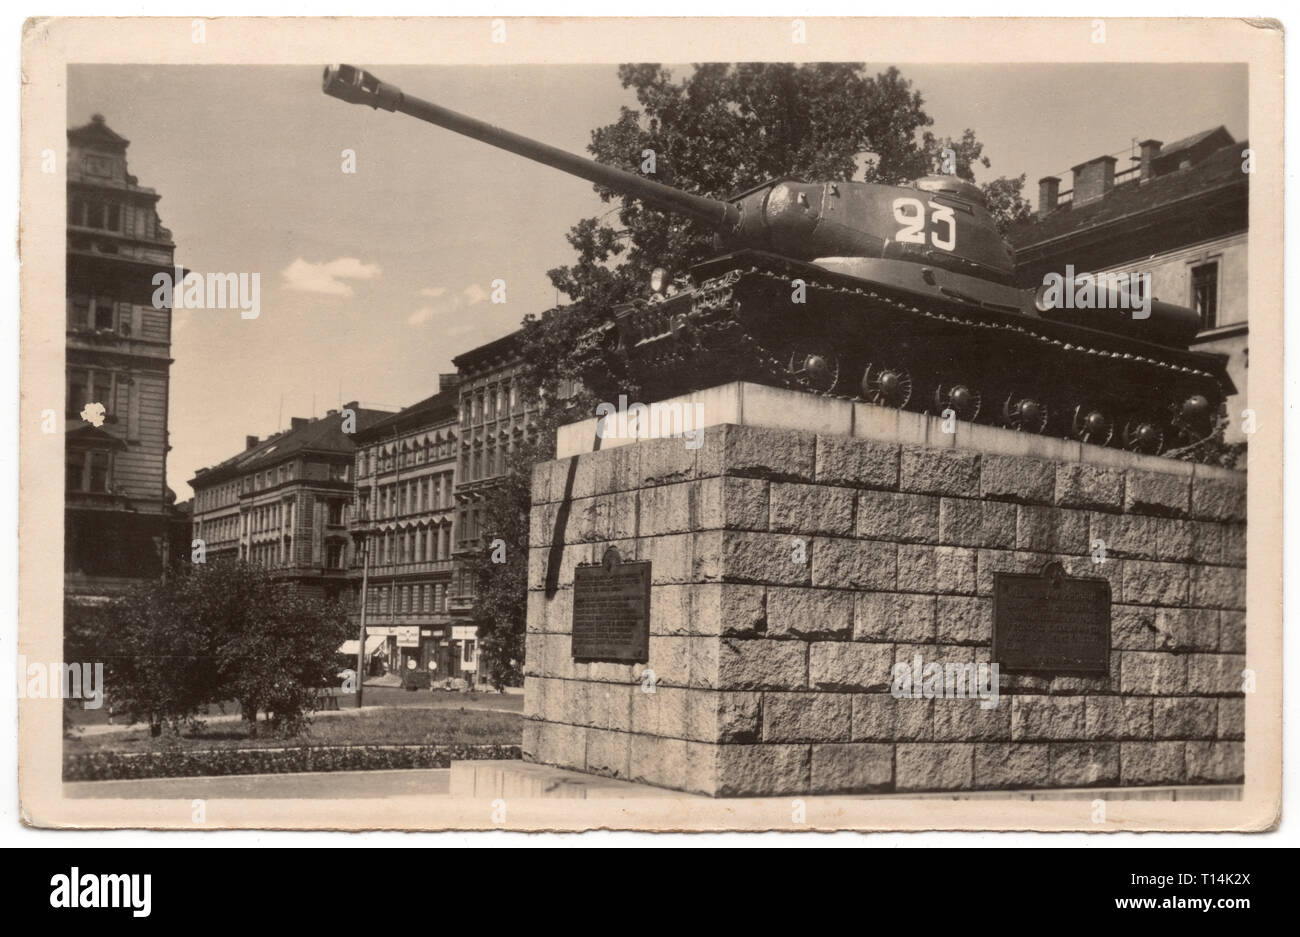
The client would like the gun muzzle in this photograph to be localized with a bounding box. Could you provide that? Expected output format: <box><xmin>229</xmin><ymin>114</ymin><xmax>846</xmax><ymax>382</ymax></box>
<box><xmin>322</xmin><ymin>64</ymin><xmax>401</xmax><ymax>111</ymax></box>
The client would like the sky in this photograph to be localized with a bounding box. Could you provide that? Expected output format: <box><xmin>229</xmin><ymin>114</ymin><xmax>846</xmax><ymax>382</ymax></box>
<box><xmin>68</xmin><ymin>63</ymin><xmax>1247</xmax><ymax>501</ymax></box>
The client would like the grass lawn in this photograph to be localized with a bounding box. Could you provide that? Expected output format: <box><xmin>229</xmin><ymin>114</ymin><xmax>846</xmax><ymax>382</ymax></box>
<box><xmin>66</xmin><ymin>706</ymin><xmax>523</xmax><ymax>756</ymax></box>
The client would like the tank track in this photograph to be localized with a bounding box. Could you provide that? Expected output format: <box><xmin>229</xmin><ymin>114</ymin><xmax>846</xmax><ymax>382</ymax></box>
<box><xmin>614</xmin><ymin>258</ymin><xmax>1232</xmax><ymax>461</ymax></box>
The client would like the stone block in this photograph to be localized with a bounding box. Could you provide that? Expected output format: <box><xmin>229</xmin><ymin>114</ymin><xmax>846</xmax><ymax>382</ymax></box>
<box><xmin>939</xmin><ymin>498</ymin><xmax>1017</xmax><ymax>549</ymax></box>
<box><xmin>717</xmin><ymin>639</ymin><xmax>807</xmax><ymax>690</ymax></box>
<box><xmin>855</xmin><ymin>592</ymin><xmax>936</xmax><ymax>643</ymax></box>
<box><xmin>770</xmin><ymin>482</ymin><xmax>855</xmax><ymax>536</ymax></box>
<box><xmin>698</xmin><ymin>424</ymin><xmax>815</xmax><ymax>482</ymax></box>
<box><xmin>1121</xmin><ymin>651</ymin><xmax>1188</xmax><ymax>695</ymax></box>
<box><xmin>1125</xmin><ymin>470</ymin><xmax>1190</xmax><ymax>517</ymax></box>
<box><xmin>1121</xmin><ymin>560</ymin><xmax>1190</xmax><ymax>606</ymax></box>
<box><xmin>718</xmin><ymin>530</ymin><xmax>812</xmax><ymax>586</ymax></box>
<box><xmin>980</xmin><ymin>454</ymin><xmax>1056</xmax><ymax>504</ymax></box>
<box><xmin>851</xmin><ymin>693</ymin><xmax>932</xmax><ymax>741</ymax></box>
<box><xmin>1016</xmin><ymin>504</ymin><xmax>1088</xmax><ymax>554</ymax></box>
<box><xmin>1152</xmin><ymin>698</ymin><xmax>1218</xmax><ymax>739</ymax></box>
<box><xmin>857</xmin><ymin>490</ymin><xmax>940</xmax><ymax>543</ymax></box>
<box><xmin>1050</xmin><ymin>742</ymin><xmax>1120</xmax><ymax>786</ymax></box>
<box><xmin>1189</xmin><ymin>566</ymin><xmax>1246</xmax><ymax>610</ymax></box>
<box><xmin>1120</xmin><ymin>741</ymin><xmax>1186</xmax><ymax>785</ymax></box>
<box><xmin>763</xmin><ymin>692</ymin><xmax>853</xmax><ymax>742</ymax></box>
<box><xmin>1217</xmin><ymin>698</ymin><xmax>1244</xmax><ymax>740</ymax></box>
<box><xmin>814</xmin><ymin>435</ymin><xmax>899</xmax><ymax>490</ymax></box>
<box><xmin>808</xmin><ymin>641</ymin><xmax>894</xmax><ymax>692</ymax></box>
<box><xmin>932</xmin><ymin>698</ymin><xmax>1012</xmax><ymax>741</ymax></box>
<box><xmin>1190</xmin><ymin>476</ymin><xmax>1247</xmax><ymax>522</ymax></box>
<box><xmin>767</xmin><ymin>586</ymin><xmax>853</xmax><ymax>640</ymax></box>
<box><xmin>899</xmin><ymin>446</ymin><xmax>981</xmax><ymax>497</ymax></box>
<box><xmin>1187</xmin><ymin>653</ymin><xmax>1246</xmax><ymax>696</ymax></box>
<box><xmin>1012</xmin><ymin>696</ymin><xmax>1086</xmax><ymax>740</ymax></box>
<box><xmin>935</xmin><ymin>595</ymin><xmax>993</xmax><ymax>645</ymax></box>
<box><xmin>974</xmin><ymin>742</ymin><xmax>1050</xmax><ymax>788</ymax></box>
<box><xmin>715</xmin><ymin>744</ymin><xmax>811</xmax><ymax>796</ymax></box>
<box><xmin>1185</xmin><ymin>741</ymin><xmax>1244</xmax><ymax>784</ymax></box>
<box><xmin>895</xmin><ymin>743</ymin><xmax>974</xmax><ymax>791</ymax></box>
<box><xmin>1055</xmin><ymin>463</ymin><xmax>1124</xmax><ymax>510</ymax></box>
<box><xmin>812</xmin><ymin>538</ymin><xmax>897</xmax><ymax>590</ymax></box>
<box><xmin>896</xmin><ymin>544</ymin><xmax>977</xmax><ymax>595</ymax></box>
<box><xmin>810</xmin><ymin>743</ymin><xmax>894</xmax><ymax>792</ymax></box>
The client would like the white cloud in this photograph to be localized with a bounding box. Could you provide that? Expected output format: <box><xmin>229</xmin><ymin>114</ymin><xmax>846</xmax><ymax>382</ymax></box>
<box><xmin>281</xmin><ymin>257</ymin><xmax>381</xmax><ymax>296</ymax></box>
<box><xmin>408</xmin><ymin>282</ymin><xmax>493</xmax><ymax>328</ymax></box>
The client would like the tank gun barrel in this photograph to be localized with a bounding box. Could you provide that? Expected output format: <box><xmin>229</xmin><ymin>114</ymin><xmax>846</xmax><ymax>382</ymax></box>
<box><xmin>322</xmin><ymin>65</ymin><xmax>741</xmax><ymax>231</ymax></box>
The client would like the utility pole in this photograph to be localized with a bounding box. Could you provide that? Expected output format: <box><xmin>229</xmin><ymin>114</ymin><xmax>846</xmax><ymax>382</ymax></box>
<box><xmin>352</xmin><ymin>528</ymin><xmax>370</xmax><ymax>709</ymax></box>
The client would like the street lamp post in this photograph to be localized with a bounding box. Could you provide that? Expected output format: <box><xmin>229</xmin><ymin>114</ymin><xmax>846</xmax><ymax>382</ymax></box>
<box><xmin>351</xmin><ymin>527</ymin><xmax>371</xmax><ymax>710</ymax></box>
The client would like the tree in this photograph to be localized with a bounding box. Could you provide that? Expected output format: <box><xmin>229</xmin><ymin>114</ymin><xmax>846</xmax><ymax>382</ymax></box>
<box><xmin>79</xmin><ymin>562</ymin><xmax>349</xmax><ymax>738</ymax></box>
<box><xmin>463</xmin><ymin>430</ymin><xmax>561</xmax><ymax>691</ymax></box>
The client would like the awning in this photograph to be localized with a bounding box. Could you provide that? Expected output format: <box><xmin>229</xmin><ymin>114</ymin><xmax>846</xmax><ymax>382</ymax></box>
<box><xmin>338</xmin><ymin>636</ymin><xmax>388</xmax><ymax>656</ymax></box>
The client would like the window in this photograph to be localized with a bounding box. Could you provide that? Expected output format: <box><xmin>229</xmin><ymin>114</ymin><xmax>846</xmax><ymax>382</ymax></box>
<box><xmin>1191</xmin><ymin>261</ymin><xmax>1219</xmax><ymax>330</ymax></box>
<box><xmin>94</xmin><ymin>296</ymin><xmax>115</xmax><ymax>330</ymax></box>
<box><xmin>66</xmin><ymin>451</ymin><xmax>111</xmax><ymax>493</ymax></box>
<box><xmin>69</xmin><ymin>295</ymin><xmax>90</xmax><ymax>329</ymax></box>
<box><xmin>463</xmin><ymin>640</ymin><xmax>475</xmax><ymax>664</ymax></box>
<box><xmin>327</xmin><ymin>500</ymin><xmax>345</xmax><ymax>526</ymax></box>
<box><xmin>326</xmin><ymin>542</ymin><xmax>344</xmax><ymax>569</ymax></box>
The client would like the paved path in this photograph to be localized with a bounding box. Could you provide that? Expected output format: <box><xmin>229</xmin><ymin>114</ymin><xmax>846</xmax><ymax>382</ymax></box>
<box><xmin>64</xmin><ymin>768</ymin><xmax>452</xmax><ymax>799</ymax></box>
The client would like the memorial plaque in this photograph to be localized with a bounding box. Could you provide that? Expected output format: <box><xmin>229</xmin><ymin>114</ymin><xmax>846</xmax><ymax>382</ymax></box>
<box><xmin>992</xmin><ymin>561</ymin><xmax>1111</xmax><ymax>673</ymax></box>
<box><xmin>571</xmin><ymin>546</ymin><xmax>651</xmax><ymax>662</ymax></box>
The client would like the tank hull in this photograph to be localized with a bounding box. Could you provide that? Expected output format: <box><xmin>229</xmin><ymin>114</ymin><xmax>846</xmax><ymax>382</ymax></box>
<box><xmin>613</xmin><ymin>251</ymin><xmax>1233</xmax><ymax>458</ymax></box>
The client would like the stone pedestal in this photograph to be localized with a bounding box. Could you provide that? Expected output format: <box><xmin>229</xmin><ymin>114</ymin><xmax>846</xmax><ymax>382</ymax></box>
<box><xmin>523</xmin><ymin>382</ymin><xmax>1246</xmax><ymax>797</ymax></box>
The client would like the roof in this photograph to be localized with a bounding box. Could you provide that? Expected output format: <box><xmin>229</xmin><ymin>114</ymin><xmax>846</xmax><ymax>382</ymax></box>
<box><xmin>354</xmin><ymin>388</ymin><xmax>459</xmax><ymax>442</ymax></box>
<box><xmin>189</xmin><ymin>406</ymin><xmax>390</xmax><ymax>487</ymax></box>
<box><xmin>451</xmin><ymin>327</ymin><xmax>524</xmax><ymax>373</ymax></box>
<box><xmin>1009</xmin><ymin>135</ymin><xmax>1247</xmax><ymax>250</ymax></box>
<box><xmin>67</xmin><ymin>114</ymin><xmax>130</xmax><ymax>149</ymax></box>
<box><xmin>1158</xmin><ymin>126</ymin><xmax>1234</xmax><ymax>162</ymax></box>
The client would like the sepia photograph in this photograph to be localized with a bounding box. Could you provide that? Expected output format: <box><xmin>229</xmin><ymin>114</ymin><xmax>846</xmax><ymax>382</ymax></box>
<box><xmin>15</xmin><ymin>15</ymin><xmax>1283</xmax><ymax>846</ymax></box>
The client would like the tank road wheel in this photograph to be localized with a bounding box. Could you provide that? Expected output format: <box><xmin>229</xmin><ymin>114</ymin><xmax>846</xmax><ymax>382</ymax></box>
<box><xmin>787</xmin><ymin>342</ymin><xmax>841</xmax><ymax>393</ymax></box>
<box><xmin>1169</xmin><ymin>392</ymin><xmax>1216</xmax><ymax>447</ymax></box>
<box><xmin>1122</xmin><ymin>416</ymin><xmax>1165</xmax><ymax>455</ymax></box>
<box><xmin>1071</xmin><ymin>403</ymin><xmax>1115</xmax><ymax>447</ymax></box>
<box><xmin>933</xmin><ymin>380</ymin><xmax>982</xmax><ymax>423</ymax></box>
<box><xmin>861</xmin><ymin>362</ymin><xmax>914</xmax><ymax>409</ymax></box>
<box><xmin>1001</xmin><ymin>392</ymin><xmax>1049</xmax><ymax>434</ymax></box>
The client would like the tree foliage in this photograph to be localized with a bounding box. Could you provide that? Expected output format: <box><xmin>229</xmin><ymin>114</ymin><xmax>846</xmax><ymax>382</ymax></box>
<box><xmin>72</xmin><ymin>562</ymin><xmax>349</xmax><ymax>738</ymax></box>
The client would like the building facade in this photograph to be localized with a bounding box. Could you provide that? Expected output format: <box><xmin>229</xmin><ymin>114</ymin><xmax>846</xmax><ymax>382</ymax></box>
<box><xmin>1010</xmin><ymin>126</ymin><xmax>1249</xmax><ymax>442</ymax></box>
<box><xmin>65</xmin><ymin>114</ymin><xmax>182</xmax><ymax>602</ymax></box>
<box><xmin>448</xmin><ymin>330</ymin><xmax>543</xmax><ymax>685</ymax></box>
<box><xmin>189</xmin><ymin>404</ymin><xmax>389</xmax><ymax>603</ymax></box>
<box><xmin>348</xmin><ymin>379</ymin><xmax>462</xmax><ymax>677</ymax></box>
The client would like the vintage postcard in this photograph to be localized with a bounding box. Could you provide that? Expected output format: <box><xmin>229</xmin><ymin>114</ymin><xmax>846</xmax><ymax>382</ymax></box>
<box><xmin>18</xmin><ymin>16</ymin><xmax>1282</xmax><ymax>832</ymax></box>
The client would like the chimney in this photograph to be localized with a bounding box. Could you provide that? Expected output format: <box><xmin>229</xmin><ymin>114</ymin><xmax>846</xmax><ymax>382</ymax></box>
<box><xmin>290</xmin><ymin>417</ymin><xmax>309</xmax><ymax>430</ymax></box>
<box><xmin>1138</xmin><ymin>139</ymin><xmax>1162</xmax><ymax>181</ymax></box>
<box><xmin>1037</xmin><ymin>176</ymin><xmax>1061</xmax><ymax>218</ymax></box>
<box><xmin>245</xmin><ymin>435</ymin><xmax>259</xmax><ymax>450</ymax></box>
<box><xmin>344</xmin><ymin>400</ymin><xmax>359</xmax><ymax>411</ymax></box>
<box><xmin>439</xmin><ymin>372</ymin><xmax>461</xmax><ymax>393</ymax></box>
<box><xmin>1071</xmin><ymin>155</ymin><xmax>1116</xmax><ymax>205</ymax></box>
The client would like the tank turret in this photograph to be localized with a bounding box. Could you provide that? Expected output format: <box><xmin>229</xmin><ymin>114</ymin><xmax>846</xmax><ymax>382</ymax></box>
<box><xmin>323</xmin><ymin>64</ymin><xmax>1234</xmax><ymax>458</ymax></box>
